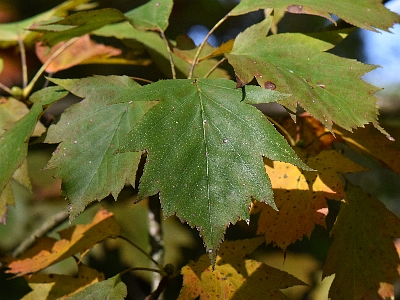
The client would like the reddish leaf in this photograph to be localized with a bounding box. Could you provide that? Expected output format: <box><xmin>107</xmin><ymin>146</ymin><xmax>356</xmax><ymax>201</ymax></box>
<box><xmin>35</xmin><ymin>34</ymin><xmax>122</xmax><ymax>73</ymax></box>
<box><xmin>6</xmin><ymin>208</ymin><xmax>120</xmax><ymax>276</ymax></box>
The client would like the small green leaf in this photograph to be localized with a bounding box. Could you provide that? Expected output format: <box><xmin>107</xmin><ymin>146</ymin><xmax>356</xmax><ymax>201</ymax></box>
<box><xmin>0</xmin><ymin>87</ymin><xmax>67</xmax><ymax>198</ymax></box>
<box><xmin>34</xmin><ymin>8</ymin><xmax>126</xmax><ymax>46</ymax></box>
<box><xmin>227</xmin><ymin>31</ymin><xmax>379</xmax><ymax>131</ymax></box>
<box><xmin>118</xmin><ymin>78</ymin><xmax>309</xmax><ymax>260</ymax></box>
<box><xmin>0</xmin><ymin>0</ymin><xmax>92</xmax><ymax>47</ymax></box>
<box><xmin>229</xmin><ymin>0</ymin><xmax>400</xmax><ymax>32</ymax></box>
<box><xmin>68</xmin><ymin>274</ymin><xmax>127</xmax><ymax>300</ymax></box>
<box><xmin>45</xmin><ymin>76</ymin><xmax>156</xmax><ymax>219</ymax></box>
<box><xmin>125</xmin><ymin>0</ymin><xmax>173</xmax><ymax>31</ymax></box>
<box><xmin>94</xmin><ymin>23</ymin><xmax>229</xmax><ymax>79</ymax></box>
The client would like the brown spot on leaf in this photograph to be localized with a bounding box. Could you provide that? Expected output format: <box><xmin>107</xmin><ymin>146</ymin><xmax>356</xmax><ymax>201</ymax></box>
<box><xmin>264</xmin><ymin>81</ymin><xmax>276</xmax><ymax>90</ymax></box>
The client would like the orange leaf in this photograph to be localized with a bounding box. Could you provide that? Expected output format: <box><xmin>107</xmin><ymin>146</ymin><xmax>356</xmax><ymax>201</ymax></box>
<box><xmin>22</xmin><ymin>264</ymin><xmax>104</xmax><ymax>300</ymax></box>
<box><xmin>35</xmin><ymin>34</ymin><xmax>121</xmax><ymax>73</ymax></box>
<box><xmin>6</xmin><ymin>208</ymin><xmax>120</xmax><ymax>276</ymax></box>
<box><xmin>254</xmin><ymin>189</ymin><xmax>328</xmax><ymax>250</ymax></box>
<box><xmin>259</xmin><ymin>150</ymin><xmax>366</xmax><ymax>250</ymax></box>
<box><xmin>178</xmin><ymin>238</ymin><xmax>305</xmax><ymax>299</ymax></box>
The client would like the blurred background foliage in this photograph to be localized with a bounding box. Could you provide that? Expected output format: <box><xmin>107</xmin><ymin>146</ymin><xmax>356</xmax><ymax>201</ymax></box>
<box><xmin>0</xmin><ymin>0</ymin><xmax>399</xmax><ymax>299</ymax></box>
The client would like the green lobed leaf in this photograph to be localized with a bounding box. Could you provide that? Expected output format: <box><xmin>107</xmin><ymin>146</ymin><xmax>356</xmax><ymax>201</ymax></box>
<box><xmin>0</xmin><ymin>0</ymin><xmax>91</xmax><ymax>48</ymax></box>
<box><xmin>45</xmin><ymin>76</ymin><xmax>156</xmax><ymax>219</ymax></box>
<box><xmin>125</xmin><ymin>0</ymin><xmax>173</xmax><ymax>31</ymax></box>
<box><xmin>68</xmin><ymin>274</ymin><xmax>127</xmax><ymax>300</ymax></box>
<box><xmin>229</xmin><ymin>0</ymin><xmax>400</xmax><ymax>32</ymax></box>
<box><xmin>227</xmin><ymin>29</ymin><xmax>379</xmax><ymax>131</ymax></box>
<box><xmin>94</xmin><ymin>23</ymin><xmax>229</xmax><ymax>79</ymax></box>
<box><xmin>33</xmin><ymin>8</ymin><xmax>126</xmax><ymax>46</ymax></box>
<box><xmin>323</xmin><ymin>184</ymin><xmax>400</xmax><ymax>299</ymax></box>
<box><xmin>117</xmin><ymin>78</ymin><xmax>310</xmax><ymax>260</ymax></box>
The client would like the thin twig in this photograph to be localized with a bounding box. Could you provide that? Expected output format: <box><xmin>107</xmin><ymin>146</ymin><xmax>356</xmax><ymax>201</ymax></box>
<box><xmin>17</xmin><ymin>35</ymin><xmax>28</xmax><ymax>89</ymax></box>
<box><xmin>12</xmin><ymin>209</ymin><xmax>69</xmax><ymax>258</ymax></box>
<box><xmin>0</xmin><ymin>81</ymin><xmax>13</xmax><ymax>96</ymax></box>
<box><xmin>117</xmin><ymin>235</ymin><xmax>165</xmax><ymax>273</ymax></box>
<box><xmin>120</xmin><ymin>267</ymin><xmax>164</xmax><ymax>277</ymax></box>
<box><xmin>266</xmin><ymin>115</ymin><xmax>296</xmax><ymax>146</ymax></box>
<box><xmin>23</xmin><ymin>37</ymin><xmax>79</xmax><ymax>98</ymax></box>
<box><xmin>130</xmin><ymin>76</ymin><xmax>154</xmax><ymax>84</ymax></box>
<box><xmin>188</xmin><ymin>14</ymin><xmax>229</xmax><ymax>79</ymax></box>
<box><xmin>204</xmin><ymin>57</ymin><xmax>227</xmax><ymax>78</ymax></box>
<box><xmin>159</xmin><ymin>28</ymin><xmax>176</xmax><ymax>79</ymax></box>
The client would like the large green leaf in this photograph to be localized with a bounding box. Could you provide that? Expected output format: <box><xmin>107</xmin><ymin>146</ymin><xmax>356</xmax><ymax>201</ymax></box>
<box><xmin>0</xmin><ymin>87</ymin><xmax>67</xmax><ymax>221</ymax></box>
<box><xmin>323</xmin><ymin>184</ymin><xmax>400</xmax><ymax>299</ymax></box>
<box><xmin>94</xmin><ymin>23</ymin><xmax>229</xmax><ymax>79</ymax></box>
<box><xmin>0</xmin><ymin>0</ymin><xmax>91</xmax><ymax>48</ymax></box>
<box><xmin>117</xmin><ymin>78</ymin><xmax>310</xmax><ymax>260</ymax></box>
<box><xmin>227</xmin><ymin>24</ymin><xmax>379</xmax><ymax>131</ymax></box>
<box><xmin>229</xmin><ymin>0</ymin><xmax>400</xmax><ymax>31</ymax></box>
<box><xmin>34</xmin><ymin>8</ymin><xmax>126</xmax><ymax>46</ymax></box>
<box><xmin>125</xmin><ymin>0</ymin><xmax>173</xmax><ymax>31</ymax></box>
<box><xmin>45</xmin><ymin>76</ymin><xmax>156</xmax><ymax>219</ymax></box>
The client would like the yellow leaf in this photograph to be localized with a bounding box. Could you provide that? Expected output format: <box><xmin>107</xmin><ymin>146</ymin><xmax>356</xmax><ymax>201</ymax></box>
<box><xmin>6</xmin><ymin>208</ymin><xmax>120</xmax><ymax>276</ymax></box>
<box><xmin>178</xmin><ymin>238</ymin><xmax>305</xmax><ymax>299</ymax></box>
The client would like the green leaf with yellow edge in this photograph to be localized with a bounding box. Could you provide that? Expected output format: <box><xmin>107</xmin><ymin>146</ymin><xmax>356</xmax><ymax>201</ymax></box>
<box><xmin>22</xmin><ymin>264</ymin><xmax>104</xmax><ymax>300</ymax></box>
<box><xmin>67</xmin><ymin>273</ymin><xmax>127</xmax><ymax>300</ymax></box>
<box><xmin>125</xmin><ymin>0</ymin><xmax>173</xmax><ymax>31</ymax></box>
<box><xmin>45</xmin><ymin>76</ymin><xmax>156</xmax><ymax>219</ymax></box>
<box><xmin>6</xmin><ymin>208</ymin><xmax>120</xmax><ymax>276</ymax></box>
<box><xmin>323</xmin><ymin>184</ymin><xmax>400</xmax><ymax>299</ymax></box>
<box><xmin>94</xmin><ymin>23</ymin><xmax>230</xmax><ymax>79</ymax></box>
<box><xmin>229</xmin><ymin>0</ymin><xmax>400</xmax><ymax>32</ymax></box>
<box><xmin>255</xmin><ymin>150</ymin><xmax>367</xmax><ymax>250</ymax></box>
<box><xmin>0</xmin><ymin>0</ymin><xmax>91</xmax><ymax>48</ymax></box>
<box><xmin>34</xmin><ymin>8</ymin><xmax>126</xmax><ymax>46</ymax></box>
<box><xmin>227</xmin><ymin>25</ymin><xmax>380</xmax><ymax>131</ymax></box>
<box><xmin>178</xmin><ymin>238</ymin><xmax>305</xmax><ymax>299</ymax></box>
<box><xmin>117</xmin><ymin>78</ymin><xmax>309</xmax><ymax>261</ymax></box>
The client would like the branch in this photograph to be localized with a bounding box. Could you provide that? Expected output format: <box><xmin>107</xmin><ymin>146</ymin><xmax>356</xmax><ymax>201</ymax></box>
<box><xmin>12</xmin><ymin>209</ymin><xmax>69</xmax><ymax>258</ymax></box>
<box><xmin>188</xmin><ymin>14</ymin><xmax>229</xmax><ymax>79</ymax></box>
<box><xmin>159</xmin><ymin>28</ymin><xmax>176</xmax><ymax>79</ymax></box>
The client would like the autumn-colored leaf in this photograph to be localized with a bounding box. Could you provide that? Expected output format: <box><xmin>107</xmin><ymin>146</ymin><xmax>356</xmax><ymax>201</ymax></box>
<box><xmin>178</xmin><ymin>238</ymin><xmax>305</xmax><ymax>299</ymax></box>
<box><xmin>323</xmin><ymin>184</ymin><xmax>400</xmax><ymax>299</ymax></box>
<box><xmin>22</xmin><ymin>264</ymin><xmax>104</xmax><ymax>300</ymax></box>
<box><xmin>254</xmin><ymin>190</ymin><xmax>328</xmax><ymax>250</ymax></box>
<box><xmin>336</xmin><ymin>124</ymin><xmax>400</xmax><ymax>175</ymax></box>
<box><xmin>6</xmin><ymin>208</ymin><xmax>120</xmax><ymax>276</ymax></box>
<box><xmin>35</xmin><ymin>34</ymin><xmax>122</xmax><ymax>73</ymax></box>
<box><xmin>256</xmin><ymin>150</ymin><xmax>366</xmax><ymax>250</ymax></box>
